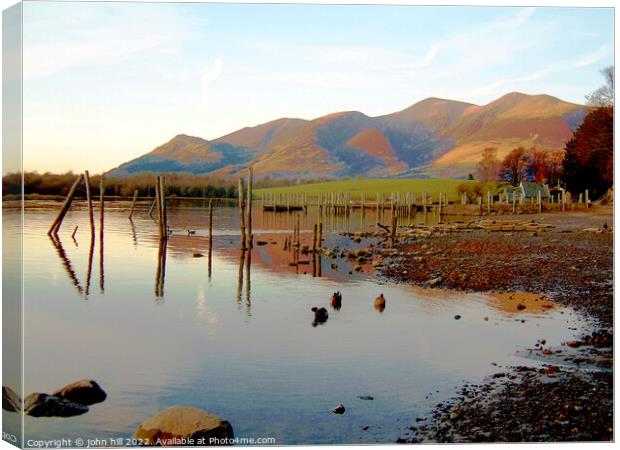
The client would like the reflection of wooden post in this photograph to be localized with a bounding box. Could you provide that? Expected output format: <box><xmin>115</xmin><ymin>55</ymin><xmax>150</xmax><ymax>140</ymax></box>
<box><xmin>129</xmin><ymin>188</ymin><xmax>139</xmax><ymax>219</ymax></box>
<box><xmin>237</xmin><ymin>250</ymin><xmax>245</xmax><ymax>305</ymax></box>
<box><xmin>84</xmin><ymin>171</ymin><xmax>95</xmax><ymax>236</ymax></box>
<box><xmin>512</xmin><ymin>191</ymin><xmax>516</xmax><ymax>214</ymax></box>
<box><xmin>99</xmin><ymin>177</ymin><xmax>105</xmax><ymax>293</ymax></box>
<box><xmin>246</xmin><ymin>167</ymin><xmax>253</xmax><ymax>248</ymax></box>
<box><xmin>318</xmin><ymin>222</ymin><xmax>323</xmax><ymax>250</ymax></box>
<box><xmin>49</xmin><ymin>174</ymin><xmax>84</xmax><ymax>236</ymax></box>
<box><xmin>155</xmin><ymin>239</ymin><xmax>167</xmax><ymax>297</ymax></box>
<box><xmin>99</xmin><ymin>177</ymin><xmax>105</xmax><ymax>240</ymax></box>
<box><xmin>238</xmin><ymin>178</ymin><xmax>246</xmax><ymax>249</ymax></box>
<box><xmin>71</xmin><ymin>226</ymin><xmax>78</xmax><ymax>240</ymax></box>
<box><xmin>538</xmin><ymin>191</ymin><xmax>542</xmax><ymax>213</ymax></box>
<box><xmin>585</xmin><ymin>190</ymin><xmax>589</xmax><ymax>208</ymax></box>
<box><xmin>49</xmin><ymin>235</ymin><xmax>83</xmax><ymax>294</ymax></box>
<box><xmin>85</xmin><ymin>233</ymin><xmax>95</xmax><ymax>297</ymax></box>
<box><xmin>245</xmin><ymin>249</ymin><xmax>252</xmax><ymax>311</ymax></box>
<box><xmin>148</xmin><ymin>197</ymin><xmax>156</xmax><ymax>219</ymax></box>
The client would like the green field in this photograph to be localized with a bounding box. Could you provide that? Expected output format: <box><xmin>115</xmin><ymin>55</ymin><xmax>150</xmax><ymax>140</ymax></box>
<box><xmin>255</xmin><ymin>178</ymin><xmax>473</xmax><ymax>202</ymax></box>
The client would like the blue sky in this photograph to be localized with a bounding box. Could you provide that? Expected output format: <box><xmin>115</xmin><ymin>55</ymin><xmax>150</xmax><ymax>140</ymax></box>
<box><xmin>21</xmin><ymin>2</ymin><xmax>614</xmax><ymax>173</ymax></box>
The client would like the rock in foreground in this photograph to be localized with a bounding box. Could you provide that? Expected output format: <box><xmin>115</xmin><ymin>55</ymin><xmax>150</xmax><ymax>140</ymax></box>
<box><xmin>133</xmin><ymin>406</ymin><xmax>234</xmax><ymax>446</ymax></box>
<box><xmin>53</xmin><ymin>379</ymin><xmax>107</xmax><ymax>405</ymax></box>
<box><xmin>2</xmin><ymin>386</ymin><xmax>21</xmax><ymax>412</ymax></box>
<box><xmin>24</xmin><ymin>393</ymin><xmax>89</xmax><ymax>417</ymax></box>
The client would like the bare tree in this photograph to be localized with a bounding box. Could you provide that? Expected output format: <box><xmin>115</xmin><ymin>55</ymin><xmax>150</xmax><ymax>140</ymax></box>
<box><xmin>586</xmin><ymin>66</ymin><xmax>614</xmax><ymax>107</ymax></box>
<box><xmin>475</xmin><ymin>147</ymin><xmax>501</xmax><ymax>181</ymax></box>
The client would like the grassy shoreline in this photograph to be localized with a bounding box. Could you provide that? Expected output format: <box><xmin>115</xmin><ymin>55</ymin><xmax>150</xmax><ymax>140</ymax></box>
<box><xmin>255</xmin><ymin>178</ymin><xmax>474</xmax><ymax>202</ymax></box>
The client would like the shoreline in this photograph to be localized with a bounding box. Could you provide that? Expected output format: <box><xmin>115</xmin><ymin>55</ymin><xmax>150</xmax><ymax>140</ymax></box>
<box><xmin>373</xmin><ymin>207</ymin><xmax>613</xmax><ymax>442</ymax></box>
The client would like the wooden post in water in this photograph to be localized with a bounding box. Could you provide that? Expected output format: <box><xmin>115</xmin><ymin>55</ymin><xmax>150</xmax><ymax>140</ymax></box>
<box><xmin>318</xmin><ymin>222</ymin><xmax>323</xmax><ymax>250</ymax></box>
<box><xmin>155</xmin><ymin>177</ymin><xmax>162</xmax><ymax>238</ymax></box>
<box><xmin>129</xmin><ymin>189</ymin><xmax>139</xmax><ymax>219</ymax></box>
<box><xmin>390</xmin><ymin>209</ymin><xmax>397</xmax><ymax>246</ymax></box>
<box><xmin>48</xmin><ymin>173</ymin><xmax>84</xmax><ymax>236</ymax></box>
<box><xmin>161</xmin><ymin>177</ymin><xmax>168</xmax><ymax>238</ymax></box>
<box><xmin>71</xmin><ymin>226</ymin><xmax>78</xmax><ymax>240</ymax></box>
<box><xmin>238</xmin><ymin>178</ymin><xmax>246</xmax><ymax>250</ymax></box>
<box><xmin>538</xmin><ymin>191</ymin><xmax>542</xmax><ymax>213</ymax></box>
<box><xmin>246</xmin><ymin>167</ymin><xmax>253</xmax><ymax>249</ymax></box>
<box><xmin>208</xmin><ymin>198</ymin><xmax>214</xmax><ymax>245</ymax></box>
<box><xmin>84</xmin><ymin>170</ymin><xmax>95</xmax><ymax>236</ymax></box>
<box><xmin>585</xmin><ymin>190</ymin><xmax>589</xmax><ymax>208</ymax></box>
<box><xmin>312</xmin><ymin>224</ymin><xmax>317</xmax><ymax>252</ymax></box>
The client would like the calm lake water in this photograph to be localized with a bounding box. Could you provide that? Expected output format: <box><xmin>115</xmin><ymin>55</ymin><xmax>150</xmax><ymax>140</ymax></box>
<box><xmin>4</xmin><ymin>200</ymin><xmax>587</xmax><ymax>445</ymax></box>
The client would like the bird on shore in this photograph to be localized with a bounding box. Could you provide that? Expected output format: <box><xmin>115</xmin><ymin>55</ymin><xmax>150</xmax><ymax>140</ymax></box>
<box><xmin>374</xmin><ymin>293</ymin><xmax>386</xmax><ymax>312</ymax></box>
<box><xmin>311</xmin><ymin>307</ymin><xmax>329</xmax><ymax>326</ymax></box>
<box><xmin>187</xmin><ymin>229</ymin><xmax>196</xmax><ymax>236</ymax></box>
<box><xmin>330</xmin><ymin>292</ymin><xmax>342</xmax><ymax>310</ymax></box>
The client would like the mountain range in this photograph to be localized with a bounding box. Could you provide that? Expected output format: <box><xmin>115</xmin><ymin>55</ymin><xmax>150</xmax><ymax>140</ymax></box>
<box><xmin>107</xmin><ymin>92</ymin><xmax>588</xmax><ymax>180</ymax></box>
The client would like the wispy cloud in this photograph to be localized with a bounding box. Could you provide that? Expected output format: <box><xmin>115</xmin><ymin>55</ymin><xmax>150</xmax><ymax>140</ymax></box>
<box><xmin>460</xmin><ymin>45</ymin><xmax>610</xmax><ymax>100</ymax></box>
<box><xmin>23</xmin><ymin>5</ymin><xmax>192</xmax><ymax>78</ymax></box>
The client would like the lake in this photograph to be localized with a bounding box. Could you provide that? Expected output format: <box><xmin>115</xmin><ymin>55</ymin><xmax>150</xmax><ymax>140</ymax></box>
<box><xmin>3</xmin><ymin>200</ymin><xmax>587</xmax><ymax>445</ymax></box>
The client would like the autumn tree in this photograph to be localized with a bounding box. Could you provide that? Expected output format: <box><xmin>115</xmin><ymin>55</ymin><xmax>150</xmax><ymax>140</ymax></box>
<box><xmin>500</xmin><ymin>147</ymin><xmax>529</xmax><ymax>186</ymax></box>
<box><xmin>563</xmin><ymin>106</ymin><xmax>613</xmax><ymax>197</ymax></box>
<box><xmin>475</xmin><ymin>147</ymin><xmax>501</xmax><ymax>181</ymax></box>
<box><xmin>528</xmin><ymin>149</ymin><xmax>564</xmax><ymax>186</ymax></box>
<box><xmin>563</xmin><ymin>67</ymin><xmax>614</xmax><ymax>197</ymax></box>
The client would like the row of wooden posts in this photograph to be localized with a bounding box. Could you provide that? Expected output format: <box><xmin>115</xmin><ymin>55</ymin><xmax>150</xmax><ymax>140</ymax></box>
<box><xmin>49</xmin><ymin>172</ymin><xmax>592</xmax><ymax>255</ymax></box>
<box><xmin>48</xmin><ymin>170</ymin><xmax>104</xmax><ymax>239</ymax></box>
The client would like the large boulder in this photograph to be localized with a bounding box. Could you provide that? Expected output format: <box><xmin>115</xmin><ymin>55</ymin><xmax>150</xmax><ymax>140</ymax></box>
<box><xmin>2</xmin><ymin>386</ymin><xmax>21</xmax><ymax>412</ymax></box>
<box><xmin>52</xmin><ymin>379</ymin><xmax>106</xmax><ymax>405</ymax></box>
<box><xmin>133</xmin><ymin>406</ymin><xmax>234</xmax><ymax>446</ymax></box>
<box><xmin>24</xmin><ymin>393</ymin><xmax>89</xmax><ymax>417</ymax></box>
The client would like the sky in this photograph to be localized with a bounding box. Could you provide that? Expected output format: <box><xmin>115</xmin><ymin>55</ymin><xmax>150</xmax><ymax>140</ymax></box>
<box><xmin>17</xmin><ymin>2</ymin><xmax>615</xmax><ymax>173</ymax></box>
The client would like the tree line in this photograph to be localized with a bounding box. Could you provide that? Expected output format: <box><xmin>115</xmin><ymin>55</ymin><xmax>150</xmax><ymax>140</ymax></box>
<box><xmin>2</xmin><ymin>171</ymin><xmax>342</xmax><ymax>198</ymax></box>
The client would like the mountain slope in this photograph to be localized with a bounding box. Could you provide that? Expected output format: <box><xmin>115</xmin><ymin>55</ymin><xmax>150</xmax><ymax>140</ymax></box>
<box><xmin>429</xmin><ymin>92</ymin><xmax>588</xmax><ymax>177</ymax></box>
<box><xmin>108</xmin><ymin>92</ymin><xmax>588</xmax><ymax>179</ymax></box>
<box><xmin>108</xmin><ymin>134</ymin><xmax>257</xmax><ymax>176</ymax></box>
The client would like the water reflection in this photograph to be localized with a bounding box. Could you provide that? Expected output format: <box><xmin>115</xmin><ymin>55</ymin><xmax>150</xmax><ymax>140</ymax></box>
<box><xmin>99</xmin><ymin>232</ymin><xmax>105</xmax><ymax>294</ymax></box>
<box><xmin>129</xmin><ymin>218</ymin><xmax>138</xmax><ymax>248</ymax></box>
<box><xmin>236</xmin><ymin>250</ymin><xmax>244</xmax><ymax>306</ymax></box>
<box><xmin>22</xmin><ymin>204</ymin><xmax>587</xmax><ymax>445</ymax></box>
<box><xmin>155</xmin><ymin>239</ymin><xmax>167</xmax><ymax>298</ymax></box>
<box><xmin>49</xmin><ymin>235</ymin><xmax>83</xmax><ymax>294</ymax></box>
<box><xmin>85</xmin><ymin>234</ymin><xmax>95</xmax><ymax>298</ymax></box>
<box><xmin>245</xmin><ymin>250</ymin><xmax>252</xmax><ymax>316</ymax></box>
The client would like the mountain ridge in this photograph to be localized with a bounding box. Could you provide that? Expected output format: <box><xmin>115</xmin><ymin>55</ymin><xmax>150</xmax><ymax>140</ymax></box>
<box><xmin>107</xmin><ymin>92</ymin><xmax>588</xmax><ymax>179</ymax></box>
